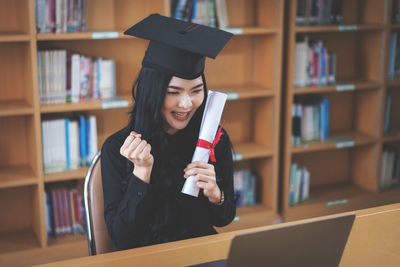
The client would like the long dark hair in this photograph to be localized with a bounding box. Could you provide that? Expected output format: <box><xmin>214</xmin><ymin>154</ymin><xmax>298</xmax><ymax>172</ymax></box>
<box><xmin>128</xmin><ymin>67</ymin><xmax>208</xmax><ymax>172</ymax></box>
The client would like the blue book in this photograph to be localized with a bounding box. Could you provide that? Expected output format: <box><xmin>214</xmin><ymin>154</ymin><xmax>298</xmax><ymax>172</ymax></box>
<box><xmin>79</xmin><ymin>116</ymin><xmax>87</xmax><ymax>166</ymax></box>
<box><xmin>86</xmin><ymin>117</ymin><xmax>90</xmax><ymax>164</ymax></box>
<box><xmin>45</xmin><ymin>191</ymin><xmax>53</xmax><ymax>236</ymax></box>
<box><xmin>388</xmin><ymin>33</ymin><xmax>397</xmax><ymax>79</ymax></box>
<box><xmin>320</xmin><ymin>98</ymin><xmax>330</xmax><ymax>140</ymax></box>
<box><xmin>65</xmin><ymin>119</ymin><xmax>70</xmax><ymax>170</ymax></box>
<box><xmin>289</xmin><ymin>163</ymin><xmax>298</xmax><ymax>205</ymax></box>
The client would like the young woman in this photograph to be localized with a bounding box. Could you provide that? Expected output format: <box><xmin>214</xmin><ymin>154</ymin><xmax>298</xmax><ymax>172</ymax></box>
<box><xmin>101</xmin><ymin>14</ymin><xmax>236</xmax><ymax>250</ymax></box>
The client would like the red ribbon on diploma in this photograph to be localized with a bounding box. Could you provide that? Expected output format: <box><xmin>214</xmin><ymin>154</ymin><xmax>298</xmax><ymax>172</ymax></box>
<box><xmin>196</xmin><ymin>120</ymin><xmax>226</xmax><ymax>162</ymax></box>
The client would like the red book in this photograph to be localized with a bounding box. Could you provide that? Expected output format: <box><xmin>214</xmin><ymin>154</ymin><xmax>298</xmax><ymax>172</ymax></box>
<box><xmin>50</xmin><ymin>189</ymin><xmax>61</xmax><ymax>236</ymax></box>
<box><xmin>62</xmin><ymin>188</ymin><xmax>72</xmax><ymax>234</ymax></box>
<box><xmin>56</xmin><ymin>188</ymin><xmax>66</xmax><ymax>234</ymax></box>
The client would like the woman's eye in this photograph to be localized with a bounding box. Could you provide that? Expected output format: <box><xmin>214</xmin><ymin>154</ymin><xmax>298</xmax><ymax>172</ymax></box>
<box><xmin>167</xmin><ymin>91</ymin><xmax>179</xmax><ymax>95</ymax></box>
<box><xmin>192</xmin><ymin>89</ymin><xmax>203</xmax><ymax>94</ymax></box>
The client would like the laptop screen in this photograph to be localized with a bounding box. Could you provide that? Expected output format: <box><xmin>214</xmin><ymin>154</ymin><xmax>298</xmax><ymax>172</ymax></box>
<box><xmin>190</xmin><ymin>213</ymin><xmax>355</xmax><ymax>267</ymax></box>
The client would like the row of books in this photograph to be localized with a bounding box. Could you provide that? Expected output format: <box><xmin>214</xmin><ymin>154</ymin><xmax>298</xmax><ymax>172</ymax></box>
<box><xmin>38</xmin><ymin>50</ymin><xmax>116</xmax><ymax>104</ymax></box>
<box><xmin>387</xmin><ymin>32</ymin><xmax>400</xmax><ymax>81</ymax></box>
<box><xmin>35</xmin><ymin>0</ymin><xmax>88</xmax><ymax>33</ymax></box>
<box><xmin>292</xmin><ymin>97</ymin><xmax>330</xmax><ymax>145</ymax></box>
<box><xmin>233</xmin><ymin>169</ymin><xmax>258</xmax><ymax>207</ymax></box>
<box><xmin>289</xmin><ymin>163</ymin><xmax>310</xmax><ymax>206</ymax></box>
<box><xmin>41</xmin><ymin>115</ymin><xmax>98</xmax><ymax>173</ymax></box>
<box><xmin>380</xmin><ymin>147</ymin><xmax>400</xmax><ymax>190</ymax></box>
<box><xmin>294</xmin><ymin>37</ymin><xmax>337</xmax><ymax>87</ymax></box>
<box><xmin>45</xmin><ymin>182</ymin><xmax>86</xmax><ymax>237</ymax></box>
<box><xmin>393</xmin><ymin>0</ymin><xmax>400</xmax><ymax>24</ymax></box>
<box><xmin>296</xmin><ymin>0</ymin><xmax>343</xmax><ymax>26</ymax></box>
<box><xmin>171</xmin><ymin>0</ymin><xmax>229</xmax><ymax>28</ymax></box>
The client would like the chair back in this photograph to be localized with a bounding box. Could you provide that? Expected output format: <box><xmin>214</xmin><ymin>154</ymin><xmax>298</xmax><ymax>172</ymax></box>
<box><xmin>84</xmin><ymin>151</ymin><xmax>116</xmax><ymax>255</ymax></box>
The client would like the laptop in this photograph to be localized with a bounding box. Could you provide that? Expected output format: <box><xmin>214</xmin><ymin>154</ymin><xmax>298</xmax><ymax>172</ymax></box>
<box><xmin>190</xmin><ymin>213</ymin><xmax>355</xmax><ymax>267</ymax></box>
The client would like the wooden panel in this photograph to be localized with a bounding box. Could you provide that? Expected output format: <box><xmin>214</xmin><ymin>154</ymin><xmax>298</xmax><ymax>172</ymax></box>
<box><xmin>292</xmin><ymin>149</ymin><xmax>350</xmax><ymax>187</ymax></box>
<box><xmin>293</xmin><ymin>80</ymin><xmax>380</xmax><ymax>94</ymax></box>
<box><xmin>358</xmin><ymin>31</ymin><xmax>384</xmax><ymax>81</ymax></box>
<box><xmin>47</xmin><ymin>234</ymin><xmax>87</xmax><ymax>247</ymax></box>
<box><xmin>0</xmin><ymin>0</ymin><xmax>29</xmax><ymax>33</ymax></box>
<box><xmin>115</xmin><ymin>0</ymin><xmax>165</xmax><ymax>30</ymax></box>
<box><xmin>328</xmin><ymin>91</ymin><xmax>354</xmax><ymax>132</ymax></box>
<box><xmin>32</xmin><ymin>186</ymin><xmax>42</xmax><ymax>250</ymax></box>
<box><xmin>0</xmin><ymin>229</ymin><xmax>40</xmax><ymax>254</ymax></box>
<box><xmin>86</xmin><ymin>0</ymin><xmax>116</xmax><ymax>30</ymax></box>
<box><xmin>256</xmin><ymin>0</ymin><xmax>279</xmax><ymax>27</ymax></box>
<box><xmin>291</xmin><ymin>131</ymin><xmax>377</xmax><ymax>154</ymax></box>
<box><xmin>215</xmin><ymin>206</ymin><xmax>279</xmax><ymax>233</ymax></box>
<box><xmin>0</xmin><ymin>116</ymin><xmax>34</xmax><ymax>166</ymax></box>
<box><xmin>205</xmin><ymin>36</ymin><xmax>254</xmax><ymax>87</ymax></box>
<box><xmin>0</xmin><ymin>165</ymin><xmax>37</xmax><ymax>189</ymax></box>
<box><xmin>255</xmin><ymin>35</ymin><xmax>277</xmax><ymax>88</ymax></box>
<box><xmin>0</xmin><ymin>42</ymin><xmax>32</xmax><ymax>101</ymax></box>
<box><xmin>226</xmin><ymin>0</ymin><xmax>256</xmax><ymax>27</ymax></box>
<box><xmin>0</xmin><ymin>238</ymin><xmax>87</xmax><ymax>266</ymax></box>
<box><xmin>341</xmin><ymin>0</ymin><xmax>360</xmax><ymax>25</ymax></box>
<box><xmin>254</xmin><ymin>97</ymin><xmax>273</xmax><ymax>147</ymax></box>
<box><xmin>0</xmin><ymin>186</ymin><xmax>34</xmax><ymax>231</ymax></box>
<box><xmin>361</xmin><ymin>0</ymin><xmax>386</xmax><ymax>24</ymax></box>
<box><xmin>0</xmin><ymin>99</ymin><xmax>33</xmax><ymax>116</ymax></box>
<box><xmin>221</xmin><ymin>99</ymin><xmax>252</xmax><ymax>143</ymax></box>
<box><xmin>355</xmin><ymin>90</ymin><xmax>379</xmax><ymax>136</ymax></box>
<box><xmin>352</xmin><ymin>144</ymin><xmax>378</xmax><ymax>192</ymax></box>
<box><xmin>44</xmin><ymin>167</ymin><xmax>88</xmax><ymax>182</ymax></box>
<box><xmin>295</xmin><ymin>25</ymin><xmax>384</xmax><ymax>33</ymax></box>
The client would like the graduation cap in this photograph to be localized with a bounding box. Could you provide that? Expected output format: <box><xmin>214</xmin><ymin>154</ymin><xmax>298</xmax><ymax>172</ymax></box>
<box><xmin>124</xmin><ymin>14</ymin><xmax>233</xmax><ymax>79</ymax></box>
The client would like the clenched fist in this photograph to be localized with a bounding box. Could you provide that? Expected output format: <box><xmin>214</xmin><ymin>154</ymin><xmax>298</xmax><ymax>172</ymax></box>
<box><xmin>120</xmin><ymin>131</ymin><xmax>154</xmax><ymax>183</ymax></box>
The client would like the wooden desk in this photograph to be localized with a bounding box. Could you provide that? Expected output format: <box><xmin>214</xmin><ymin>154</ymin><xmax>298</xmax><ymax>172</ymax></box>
<box><xmin>37</xmin><ymin>203</ymin><xmax>400</xmax><ymax>267</ymax></box>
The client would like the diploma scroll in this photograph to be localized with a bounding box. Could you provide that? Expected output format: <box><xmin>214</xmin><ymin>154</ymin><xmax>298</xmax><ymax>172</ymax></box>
<box><xmin>181</xmin><ymin>90</ymin><xmax>228</xmax><ymax>197</ymax></box>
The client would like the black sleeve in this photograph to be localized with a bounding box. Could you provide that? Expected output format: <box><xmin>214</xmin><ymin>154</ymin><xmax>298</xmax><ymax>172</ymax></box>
<box><xmin>101</xmin><ymin>135</ymin><xmax>153</xmax><ymax>250</ymax></box>
<box><xmin>207</xmin><ymin>128</ymin><xmax>236</xmax><ymax>227</ymax></box>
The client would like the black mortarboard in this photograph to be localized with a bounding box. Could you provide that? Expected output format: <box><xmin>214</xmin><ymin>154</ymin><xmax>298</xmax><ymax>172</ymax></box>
<box><xmin>124</xmin><ymin>14</ymin><xmax>233</xmax><ymax>79</ymax></box>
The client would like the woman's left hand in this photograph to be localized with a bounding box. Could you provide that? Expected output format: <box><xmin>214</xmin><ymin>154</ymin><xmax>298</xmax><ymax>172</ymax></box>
<box><xmin>184</xmin><ymin>161</ymin><xmax>221</xmax><ymax>204</ymax></box>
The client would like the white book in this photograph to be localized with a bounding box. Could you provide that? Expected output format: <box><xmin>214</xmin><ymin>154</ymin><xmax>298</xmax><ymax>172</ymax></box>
<box><xmin>215</xmin><ymin>0</ymin><xmax>229</xmax><ymax>28</ymax></box>
<box><xmin>41</xmin><ymin>121</ymin><xmax>49</xmax><ymax>172</ymax></box>
<box><xmin>294</xmin><ymin>41</ymin><xmax>309</xmax><ymax>87</ymax></box>
<box><xmin>301</xmin><ymin>168</ymin><xmax>310</xmax><ymax>201</ymax></box>
<box><xmin>71</xmin><ymin>54</ymin><xmax>80</xmax><ymax>103</ymax></box>
<box><xmin>294</xmin><ymin>166</ymin><xmax>302</xmax><ymax>204</ymax></box>
<box><xmin>69</xmin><ymin>121</ymin><xmax>80</xmax><ymax>169</ymax></box>
<box><xmin>88</xmin><ymin>115</ymin><xmax>98</xmax><ymax>162</ymax></box>
<box><xmin>99</xmin><ymin>59</ymin><xmax>116</xmax><ymax>99</ymax></box>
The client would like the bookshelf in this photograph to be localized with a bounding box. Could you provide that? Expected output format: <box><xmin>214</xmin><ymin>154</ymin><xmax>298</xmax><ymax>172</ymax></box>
<box><xmin>0</xmin><ymin>0</ymin><xmax>284</xmax><ymax>264</ymax></box>
<box><xmin>282</xmin><ymin>0</ymin><xmax>400</xmax><ymax>221</ymax></box>
<box><xmin>210</xmin><ymin>0</ymin><xmax>284</xmax><ymax>231</ymax></box>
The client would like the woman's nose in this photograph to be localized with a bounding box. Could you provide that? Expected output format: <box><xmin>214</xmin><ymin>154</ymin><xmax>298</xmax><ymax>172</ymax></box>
<box><xmin>178</xmin><ymin>94</ymin><xmax>192</xmax><ymax>108</ymax></box>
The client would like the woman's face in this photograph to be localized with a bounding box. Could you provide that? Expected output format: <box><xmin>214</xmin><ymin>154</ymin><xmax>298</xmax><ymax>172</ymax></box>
<box><xmin>161</xmin><ymin>75</ymin><xmax>205</xmax><ymax>135</ymax></box>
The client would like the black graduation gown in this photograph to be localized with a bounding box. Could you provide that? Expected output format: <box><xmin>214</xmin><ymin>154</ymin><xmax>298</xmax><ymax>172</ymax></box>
<box><xmin>101</xmin><ymin>127</ymin><xmax>236</xmax><ymax>250</ymax></box>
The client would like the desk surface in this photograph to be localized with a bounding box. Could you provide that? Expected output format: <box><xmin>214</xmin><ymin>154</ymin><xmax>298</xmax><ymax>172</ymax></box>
<box><xmin>37</xmin><ymin>203</ymin><xmax>400</xmax><ymax>267</ymax></box>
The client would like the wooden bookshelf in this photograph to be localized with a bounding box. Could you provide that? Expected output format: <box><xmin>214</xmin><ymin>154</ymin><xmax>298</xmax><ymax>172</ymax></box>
<box><xmin>0</xmin><ymin>0</ymin><xmax>284</xmax><ymax>264</ymax></box>
<box><xmin>282</xmin><ymin>0</ymin><xmax>400</xmax><ymax>221</ymax></box>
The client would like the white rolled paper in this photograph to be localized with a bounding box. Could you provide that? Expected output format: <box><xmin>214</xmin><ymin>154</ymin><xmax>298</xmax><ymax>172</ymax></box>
<box><xmin>181</xmin><ymin>90</ymin><xmax>228</xmax><ymax>197</ymax></box>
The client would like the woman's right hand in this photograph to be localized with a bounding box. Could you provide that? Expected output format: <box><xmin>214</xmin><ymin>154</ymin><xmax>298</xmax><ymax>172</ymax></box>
<box><xmin>120</xmin><ymin>131</ymin><xmax>154</xmax><ymax>183</ymax></box>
